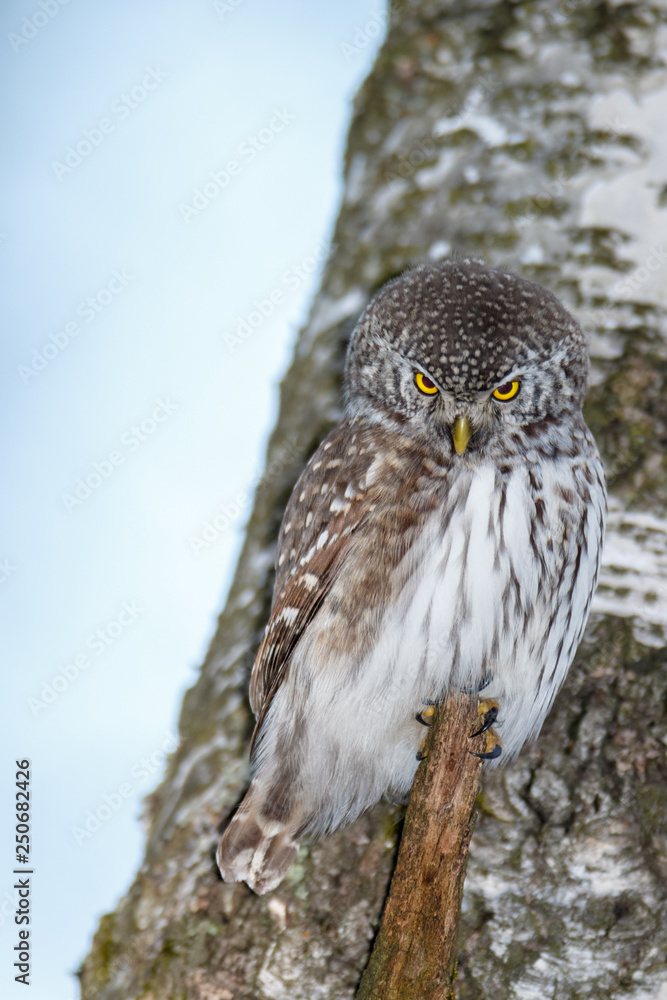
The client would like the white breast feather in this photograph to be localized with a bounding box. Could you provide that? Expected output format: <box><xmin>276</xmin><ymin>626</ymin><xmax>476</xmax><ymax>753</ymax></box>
<box><xmin>260</xmin><ymin>459</ymin><xmax>604</xmax><ymax>833</ymax></box>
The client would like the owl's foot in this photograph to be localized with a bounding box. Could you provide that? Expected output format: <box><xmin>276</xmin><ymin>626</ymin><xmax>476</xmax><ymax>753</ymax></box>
<box><xmin>415</xmin><ymin>700</ymin><xmax>503</xmax><ymax>760</ymax></box>
<box><xmin>470</xmin><ymin>731</ymin><xmax>502</xmax><ymax>760</ymax></box>
<box><xmin>470</xmin><ymin>700</ymin><xmax>499</xmax><ymax>737</ymax></box>
<box><xmin>415</xmin><ymin>704</ymin><xmax>437</xmax><ymax>758</ymax></box>
<box><xmin>469</xmin><ymin>700</ymin><xmax>502</xmax><ymax>760</ymax></box>
<box><xmin>416</xmin><ymin>704</ymin><xmax>437</xmax><ymax>727</ymax></box>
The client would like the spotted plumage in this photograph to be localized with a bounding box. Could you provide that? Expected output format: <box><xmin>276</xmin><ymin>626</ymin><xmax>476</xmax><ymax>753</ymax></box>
<box><xmin>218</xmin><ymin>258</ymin><xmax>606</xmax><ymax>894</ymax></box>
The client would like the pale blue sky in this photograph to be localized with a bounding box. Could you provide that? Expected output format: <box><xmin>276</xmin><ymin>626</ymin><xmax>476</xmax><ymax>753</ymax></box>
<box><xmin>0</xmin><ymin>2</ymin><xmax>382</xmax><ymax>996</ymax></box>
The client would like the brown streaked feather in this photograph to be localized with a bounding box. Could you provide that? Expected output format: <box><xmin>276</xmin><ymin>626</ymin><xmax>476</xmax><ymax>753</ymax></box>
<box><xmin>249</xmin><ymin>538</ymin><xmax>355</xmax><ymax>754</ymax></box>
<box><xmin>249</xmin><ymin>420</ymin><xmax>371</xmax><ymax>752</ymax></box>
<box><xmin>248</xmin><ymin>416</ymin><xmax>443</xmax><ymax>755</ymax></box>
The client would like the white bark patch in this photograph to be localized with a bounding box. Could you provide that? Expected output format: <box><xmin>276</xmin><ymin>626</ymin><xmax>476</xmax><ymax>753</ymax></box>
<box><xmin>594</xmin><ymin>499</ymin><xmax>667</xmax><ymax>645</ymax></box>
<box><xmin>581</xmin><ymin>73</ymin><xmax>667</xmax><ymax>312</ymax></box>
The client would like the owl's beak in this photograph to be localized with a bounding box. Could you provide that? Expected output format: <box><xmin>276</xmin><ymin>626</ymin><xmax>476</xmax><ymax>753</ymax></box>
<box><xmin>451</xmin><ymin>415</ymin><xmax>473</xmax><ymax>456</ymax></box>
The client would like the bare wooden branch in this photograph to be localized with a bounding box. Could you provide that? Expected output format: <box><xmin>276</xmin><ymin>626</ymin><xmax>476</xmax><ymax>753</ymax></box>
<box><xmin>356</xmin><ymin>693</ymin><xmax>485</xmax><ymax>1000</ymax></box>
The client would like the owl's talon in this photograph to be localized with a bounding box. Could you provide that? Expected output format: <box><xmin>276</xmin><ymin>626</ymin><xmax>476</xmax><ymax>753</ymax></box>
<box><xmin>470</xmin><ymin>705</ymin><xmax>499</xmax><ymax>738</ymax></box>
<box><xmin>470</xmin><ymin>743</ymin><xmax>502</xmax><ymax>760</ymax></box>
<box><xmin>416</xmin><ymin>704</ymin><xmax>437</xmax><ymax>755</ymax></box>
<box><xmin>416</xmin><ymin>705</ymin><xmax>437</xmax><ymax>727</ymax></box>
<box><xmin>470</xmin><ymin>699</ymin><xmax>499</xmax><ymax>737</ymax></box>
<box><xmin>469</xmin><ymin>702</ymin><xmax>502</xmax><ymax>760</ymax></box>
<box><xmin>459</xmin><ymin>672</ymin><xmax>495</xmax><ymax>694</ymax></box>
<box><xmin>470</xmin><ymin>723</ymin><xmax>502</xmax><ymax>761</ymax></box>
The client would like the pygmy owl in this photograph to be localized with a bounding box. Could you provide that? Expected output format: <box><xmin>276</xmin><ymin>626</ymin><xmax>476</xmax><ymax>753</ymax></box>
<box><xmin>218</xmin><ymin>259</ymin><xmax>606</xmax><ymax>894</ymax></box>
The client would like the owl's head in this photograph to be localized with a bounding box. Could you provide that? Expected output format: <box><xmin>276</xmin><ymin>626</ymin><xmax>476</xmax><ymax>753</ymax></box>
<box><xmin>344</xmin><ymin>259</ymin><xmax>590</xmax><ymax>460</ymax></box>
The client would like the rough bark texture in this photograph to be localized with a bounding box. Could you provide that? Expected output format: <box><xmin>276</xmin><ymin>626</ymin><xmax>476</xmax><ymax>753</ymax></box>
<box><xmin>356</xmin><ymin>695</ymin><xmax>484</xmax><ymax>1000</ymax></box>
<box><xmin>79</xmin><ymin>2</ymin><xmax>667</xmax><ymax>998</ymax></box>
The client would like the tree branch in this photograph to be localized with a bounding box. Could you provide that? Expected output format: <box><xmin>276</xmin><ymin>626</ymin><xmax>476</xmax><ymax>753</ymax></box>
<box><xmin>356</xmin><ymin>693</ymin><xmax>485</xmax><ymax>1000</ymax></box>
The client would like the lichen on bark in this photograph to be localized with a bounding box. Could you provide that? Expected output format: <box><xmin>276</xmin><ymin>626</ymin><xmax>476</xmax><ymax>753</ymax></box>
<box><xmin>79</xmin><ymin>2</ymin><xmax>667</xmax><ymax>998</ymax></box>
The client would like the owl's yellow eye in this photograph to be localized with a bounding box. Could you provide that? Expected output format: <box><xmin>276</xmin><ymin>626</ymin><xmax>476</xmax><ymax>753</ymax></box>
<box><xmin>492</xmin><ymin>380</ymin><xmax>520</xmax><ymax>401</ymax></box>
<box><xmin>415</xmin><ymin>372</ymin><xmax>439</xmax><ymax>395</ymax></box>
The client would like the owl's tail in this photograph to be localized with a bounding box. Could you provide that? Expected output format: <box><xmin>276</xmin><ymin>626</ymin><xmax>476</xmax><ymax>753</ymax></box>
<box><xmin>217</xmin><ymin>782</ymin><xmax>300</xmax><ymax>895</ymax></box>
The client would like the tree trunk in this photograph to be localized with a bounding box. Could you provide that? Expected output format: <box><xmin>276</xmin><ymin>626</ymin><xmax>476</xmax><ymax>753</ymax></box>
<box><xmin>79</xmin><ymin>2</ymin><xmax>667</xmax><ymax>998</ymax></box>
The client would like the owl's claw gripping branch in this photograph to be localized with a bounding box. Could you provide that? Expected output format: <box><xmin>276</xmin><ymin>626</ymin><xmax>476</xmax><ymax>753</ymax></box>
<box><xmin>416</xmin><ymin>703</ymin><xmax>439</xmax><ymax>757</ymax></box>
<box><xmin>470</xmin><ymin>701</ymin><xmax>499</xmax><ymax>737</ymax></box>
<box><xmin>471</xmin><ymin>740</ymin><xmax>503</xmax><ymax>761</ymax></box>
<box><xmin>469</xmin><ymin>700</ymin><xmax>502</xmax><ymax>759</ymax></box>
<box><xmin>416</xmin><ymin>705</ymin><xmax>437</xmax><ymax>727</ymax></box>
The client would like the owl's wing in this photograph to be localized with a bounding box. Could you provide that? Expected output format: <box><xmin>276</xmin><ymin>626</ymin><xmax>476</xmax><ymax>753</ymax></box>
<box><xmin>248</xmin><ymin>422</ymin><xmax>372</xmax><ymax>754</ymax></box>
